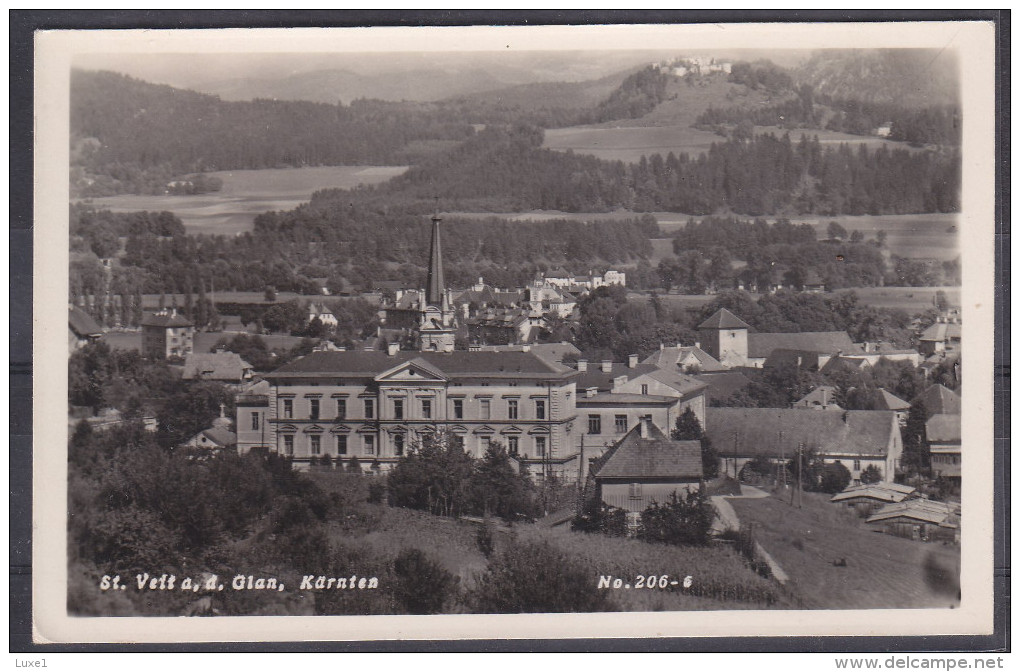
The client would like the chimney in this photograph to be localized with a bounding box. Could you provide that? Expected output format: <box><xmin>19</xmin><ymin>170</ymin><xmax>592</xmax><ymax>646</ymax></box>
<box><xmin>586</xmin><ymin>387</ymin><xmax>598</xmax><ymax>398</ymax></box>
<box><xmin>660</xmin><ymin>343</ymin><xmax>665</xmax><ymax>351</ymax></box>
<box><xmin>695</xmin><ymin>341</ymin><xmax>701</xmax><ymax>349</ymax></box>
<box><xmin>628</xmin><ymin>354</ymin><xmax>638</xmax><ymax>369</ymax></box>
<box><xmin>639</xmin><ymin>417</ymin><xmax>650</xmax><ymax>438</ymax></box>
<box><xmin>387</xmin><ymin>342</ymin><xmax>400</xmax><ymax>356</ymax></box>
<box><xmin>577</xmin><ymin>359</ymin><xmax>588</xmax><ymax>372</ymax></box>
<box><xmin>612</xmin><ymin>375</ymin><xmax>628</xmax><ymax>392</ymax></box>
<box><xmin>521</xmin><ymin>344</ymin><xmax>531</xmax><ymax>352</ymax></box>
<box><xmin>601</xmin><ymin>360</ymin><xmax>613</xmax><ymax>373</ymax></box>
<box><xmin>395</xmin><ymin>289</ymin><xmax>403</xmax><ymax>302</ymax></box>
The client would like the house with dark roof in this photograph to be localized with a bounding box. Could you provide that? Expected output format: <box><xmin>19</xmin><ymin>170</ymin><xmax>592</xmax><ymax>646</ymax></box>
<box><xmin>831</xmin><ymin>482</ymin><xmax>916</xmax><ymax>516</ymax></box>
<box><xmin>919</xmin><ymin>321</ymin><xmax>962</xmax><ymax>356</ymax></box>
<box><xmin>307</xmin><ymin>302</ymin><xmax>338</xmax><ymax>328</ymax></box>
<box><xmin>69</xmin><ymin>305</ymin><xmax>103</xmax><ymax>353</ymax></box>
<box><xmin>465</xmin><ymin>307</ymin><xmax>536</xmax><ymax>345</ymax></box>
<box><xmin>140</xmin><ymin>309</ymin><xmax>194</xmax><ymax>359</ymax></box>
<box><xmin>793</xmin><ymin>386</ymin><xmax>843</xmax><ymax>411</ymax></box>
<box><xmin>572</xmin><ymin>356</ymin><xmax>708</xmax><ymax>457</ymax></box>
<box><xmin>705</xmin><ymin>407</ymin><xmax>903</xmax><ymax>485</ymax></box>
<box><xmin>866</xmin><ymin>499</ymin><xmax>959</xmax><ymax>542</ymax></box>
<box><xmin>875</xmin><ymin>388</ymin><xmax>911</xmax><ymax>425</ymax></box>
<box><xmin>590</xmin><ymin>419</ymin><xmax>703</xmax><ymax>512</ymax></box>
<box><xmin>912</xmin><ymin>383</ymin><xmax>962</xmax><ymax>415</ymax></box>
<box><xmin>642</xmin><ymin>344</ymin><xmax>727</xmax><ymax>374</ymax></box>
<box><xmin>182</xmin><ymin>351</ymin><xmax>254</xmax><ymax>383</ymax></box>
<box><xmin>927</xmin><ymin>413</ymin><xmax>962</xmax><ymax>481</ymax></box>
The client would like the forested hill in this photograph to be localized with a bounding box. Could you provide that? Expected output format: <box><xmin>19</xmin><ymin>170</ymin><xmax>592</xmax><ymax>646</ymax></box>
<box><xmin>327</xmin><ymin>124</ymin><xmax>959</xmax><ymax>216</ymax></box>
<box><xmin>795</xmin><ymin>49</ymin><xmax>959</xmax><ymax>107</ymax></box>
<box><xmin>70</xmin><ymin>70</ymin><xmax>475</xmax><ymax>195</ymax></box>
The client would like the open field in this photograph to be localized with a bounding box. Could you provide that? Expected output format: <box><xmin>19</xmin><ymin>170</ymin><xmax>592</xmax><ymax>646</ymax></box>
<box><xmin>81</xmin><ymin>165</ymin><xmax>408</xmax><ymax>235</ymax></box>
<box><xmin>659</xmin><ymin>213</ymin><xmax>959</xmax><ymax>261</ymax></box>
<box><xmin>543</xmin><ymin>124</ymin><xmax>723</xmax><ymax>163</ymax></box>
<box><xmin>729</xmin><ymin>491</ymin><xmax>960</xmax><ymax>609</ymax></box>
<box><xmin>543</xmin><ymin>124</ymin><xmax>914</xmax><ymax>165</ymax></box>
<box><xmin>832</xmin><ymin>286</ymin><xmax>961</xmax><ymax>312</ymax></box>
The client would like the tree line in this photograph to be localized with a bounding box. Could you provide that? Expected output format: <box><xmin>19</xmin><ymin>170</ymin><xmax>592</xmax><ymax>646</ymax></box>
<box><xmin>70</xmin><ymin>70</ymin><xmax>476</xmax><ymax>196</ymax></box>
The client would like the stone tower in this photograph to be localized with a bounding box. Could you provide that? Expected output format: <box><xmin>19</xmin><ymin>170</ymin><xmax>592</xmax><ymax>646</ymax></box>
<box><xmin>697</xmin><ymin>308</ymin><xmax>750</xmax><ymax>367</ymax></box>
<box><xmin>419</xmin><ymin>215</ymin><xmax>456</xmax><ymax>352</ymax></box>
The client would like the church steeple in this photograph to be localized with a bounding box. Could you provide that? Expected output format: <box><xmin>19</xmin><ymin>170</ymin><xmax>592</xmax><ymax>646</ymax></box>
<box><xmin>418</xmin><ymin>213</ymin><xmax>456</xmax><ymax>352</ymax></box>
<box><xmin>425</xmin><ymin>214</ymin><xmax>446</xmax><ymax>308</ymax></box>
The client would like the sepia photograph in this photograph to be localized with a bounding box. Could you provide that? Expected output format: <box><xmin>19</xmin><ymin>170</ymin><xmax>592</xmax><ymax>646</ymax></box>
<box><xmin>30</xmin><ymin>19</ymin><xmax>998</xmax><ymax>645</ymax></box>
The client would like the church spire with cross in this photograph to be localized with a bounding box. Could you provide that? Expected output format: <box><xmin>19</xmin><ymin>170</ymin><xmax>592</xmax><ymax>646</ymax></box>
<box><xmin>418</xmin><ymin>210</ymin><xmax>456</xmax><ymax>352</ymax></box>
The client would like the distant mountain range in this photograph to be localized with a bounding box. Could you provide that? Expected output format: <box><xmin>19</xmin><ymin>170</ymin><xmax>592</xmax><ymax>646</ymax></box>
<box><xmin>795</xmin><ymin>49</ymin><xmax>959</xmax><ymax>106</ymax></box>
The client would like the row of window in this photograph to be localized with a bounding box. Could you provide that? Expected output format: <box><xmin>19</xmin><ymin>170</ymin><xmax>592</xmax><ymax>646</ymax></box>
<box><xmin>278</xmin><ymin>397</ymin><xmax>548</xmax><ymax>421</ymax></box>
<box><xmin>278</xmin><ymin>433</ymin><xmax>547</xmax><ymax>458</ymax></box>
<box><xmin>587</xmin><ymin>414</ymin><xmax>636</xmax><ymax>435</ymax></box>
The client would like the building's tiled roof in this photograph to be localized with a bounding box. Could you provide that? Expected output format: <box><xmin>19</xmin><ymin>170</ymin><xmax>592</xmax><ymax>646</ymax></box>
<box><xmin>69</xmin><ymin>306</ymin><xmax>103</xmax><ymax>337</ymax></box>
<box><xmin>266</xmin><ymin>350</ymin><xmax>574</xmax><ymax>379</ymax></box>
<box><xmin>200</xmin><ymin>427</ymin><xmax>237</xmax><ymax>447</ymax></box>
<box><xmin>705</xmin><ymin>408</ymin><xmax>897</xmax><ymax>458</ymax></box>
<box><xmin>641</xmin><ymin>368</ymin><xmax>710</xmax><ymax>396</ymax></box>
<box><xmin>472</xmin><ymin>342</ymin><xmax>580</xmax><ymax>365</ymax></box>
<box><xmin>748</xmin><ymin>332</ymin><xmax>861</xmax><ymax>359</ymax></box>
<box><xmin>141</xmin><ymin>312</ymin><xmax>194</xmax><ymax>328</ymax></box>
<box><xmin>831</xmin><ymin>482</ymin><xmax>915</xmax><ymax>504</ymax></box>
<box><xmin>876</xmin><ymin>388</ymin><xmax>911</xmax><ymax>411</ymax></box>
<box><xmin>641</xmin><ymin>346</ymin><xmax>727</xmax><ymax>372</ymax></box>
<box><xmin>819</xmin><ymin>355</ymin><xmax>869</xmax><ymax>375</ymax></box>
<box><xmin>794</xmin><ymin>386</ymin><xmax>841</xmax><ymax>409</ymax></box>
<box><xmin>867</xmin><ymin>500</ymin><xmax>958</xmax><ymax>526</ymax></box>
<box><xmin>698</xmin><ymin>308</ymin><xmax>751</xmax><ymax>330</ymax></box>
<box><xmin>594</xmin><ymin>422</ymin><xmax>702</xmax><ymax>481</ymax></box>
<box><xmin>574</xmin><ymin>361</ymin><xmax>658</xmax><ymax>392</ymax></box>
<box><xmin>576</xmin><ymin>393</ymin><xmax>678</xmax><ymax>406</ymax></box>
<box><xmin>465</xmin><ymin>308</ymin><xmax>530</xmax><ymax>327</ymax></box>
<box><xmin>694</xmin><ymin>371</ymin><xmax>751</xmax><ymax>402</ymax></box>
<box><xmin>183</xmin><ymin>352</ymin><xmax>253</xmax><ymax>381</ymax></box>
<box><xmin>920</xmin><ymin>322</ymin><xmax>962</xmax><ymax>341</ymax></box>
<box><xmin>926</xmin><ymin>414</ymin><xmax>961</xmax><ymax>444</ymax></box>
<box><xmin>767</xmin><ymin>349</ymin><xmax>824</xmax><ymax>371</ymax></box>
<box><xmin>912</xmin><ymin>384</ymin><xmax>962</xmax><ymax>415</ymax></box>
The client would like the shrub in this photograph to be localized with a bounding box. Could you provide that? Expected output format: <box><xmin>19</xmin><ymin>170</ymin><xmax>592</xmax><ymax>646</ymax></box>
<box><xmin>393</xmin><ymin>548</ymin><xmax>457</xmax><ymax>614</ymax></box>
<box><xmin>472</xmin><ymin>540</ymin><xmax>613</xmax><ymax>613</ymax></box>
<box><xmin>819</xmin><ymin>462</ymin><xmax>852</xmax><ymax>494</ymax></box>
<box><xmin>637</xmin><ymin>490</ymin><xmax>714</xmax><ymax>547</ymax></box>
<box><xmin>476</xmin><ymin>518</ymin><xmax>496</xmax><ymax>558</ymax></box>
<box><xmin>572</xmin><ymin>498</ymin><xmax>627</xmax><ymax>537</ymax></box>
<box><xmin>860</xmin><ymin>464</ymin><xmax>882</xmax><ymax>484</ymax></box>
<box><xmin>367</xmin><ymin>479</ymin><xmax>385</xmax><ymax>504</ymax></box>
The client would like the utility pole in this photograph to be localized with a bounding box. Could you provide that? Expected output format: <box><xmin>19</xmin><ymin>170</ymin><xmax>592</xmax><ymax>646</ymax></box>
<box><xmin>796</xmin><ymin>442</ymin><xmax>804</xmax><ymax>508</ymax></box>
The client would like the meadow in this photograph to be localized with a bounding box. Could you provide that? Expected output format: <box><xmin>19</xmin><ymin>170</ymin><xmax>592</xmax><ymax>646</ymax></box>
<box><xmin>729</xmin><ymin>491</ymin><xmax>960</xmax><ymax>610</ymax></box>
<box><xmin>305</xmin><ymin>473</ymin><xmax>785</xmax><ymax>612</ymax></box>
<box><xmin>543</xmin><ymin>125</ymin><xmax>723</xmax><ymax>163</ymax></box>
<box><xmin>543</xmin><ymin>123</ymin><xmax>913</xmax><ymax>165</ymax></box>
<box><xmin>659</xmin><ymin>212</ymin><xmax>960</xmax><ymax>261</ymax></box>
<box><xmin>81</xmin><ymin>165</ymin><xmax>408</xmax><ymax>235</ymax></box>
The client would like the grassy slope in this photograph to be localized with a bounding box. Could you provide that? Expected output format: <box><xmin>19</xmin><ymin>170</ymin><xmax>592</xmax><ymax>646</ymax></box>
<box><xmin>729</xmin><ymin>492</ymin><xmax>960</xmax><ymax>609</ymax></box>
<box><xmin>302</xmin><ymin>473</ymin><xmax>786</xmax><ymax>612</ymax></box>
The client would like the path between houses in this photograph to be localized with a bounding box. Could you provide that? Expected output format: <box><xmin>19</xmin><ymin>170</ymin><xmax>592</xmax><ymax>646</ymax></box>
<box><xmin>711</xmin><ymin>485</ymin><xmax>789</xmax><ymax>585</ymax></box>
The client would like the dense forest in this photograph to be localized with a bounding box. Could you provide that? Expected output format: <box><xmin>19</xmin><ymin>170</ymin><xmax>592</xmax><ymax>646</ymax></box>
<box><xmin>359</xmin><ymin>124</ymin><xmax>959</xmax><ymax>216</ymax></box>
<box><xmin>70</xmin><ymin>70</ymin><xmax>476</xmax><ymax>196</ymax></box>
<box><xmin>69</xmin><ymin>203</ymin><xmax>658</xmax><ymax>297</ymax></box>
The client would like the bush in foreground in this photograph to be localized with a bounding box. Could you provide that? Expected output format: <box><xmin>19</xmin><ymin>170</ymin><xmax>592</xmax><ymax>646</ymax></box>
<box><xmin>472</xmin><ymin>539</ymin><xmax>613</xmax><ymax>613</ymax></box>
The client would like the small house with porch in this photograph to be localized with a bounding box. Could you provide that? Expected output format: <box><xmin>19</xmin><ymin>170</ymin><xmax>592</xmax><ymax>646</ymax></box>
<box><xmin>590</xmin><ymin>418</ymin><xmax>703</xmax><ymax>513</ymax></box>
